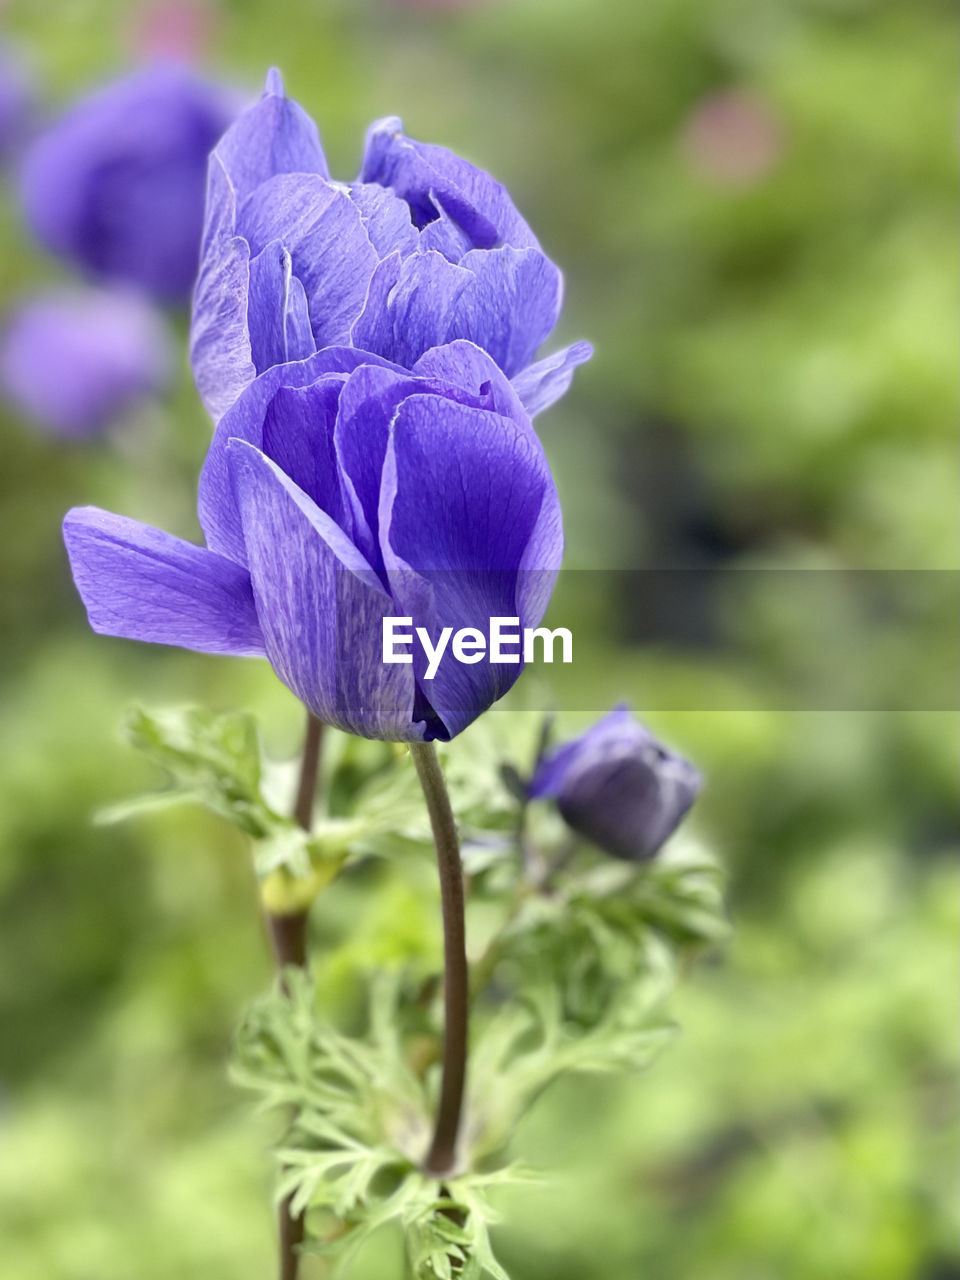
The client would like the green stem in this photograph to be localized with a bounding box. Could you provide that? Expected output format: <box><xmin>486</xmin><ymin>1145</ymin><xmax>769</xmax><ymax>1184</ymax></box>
<box><xmin>267</xmin><ymin>711</ymin><xmax>324</xmax><ymax>1280</ymax></box>
<box><xmin>410</xmin><ymin>742</ymin><xmax>469</xmax><ymax>1176</ymax></box>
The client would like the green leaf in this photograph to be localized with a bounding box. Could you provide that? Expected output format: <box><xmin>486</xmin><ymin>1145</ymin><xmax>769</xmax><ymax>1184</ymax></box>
<box><xmin>232</xmin><ymin>973</ymin><xmax>521</xmax><ymax>1279</ymax></box>
<box><xmin>110</xmin><ymin>705</ymin><xmax>281</xmax><ymax>838</ymax></box>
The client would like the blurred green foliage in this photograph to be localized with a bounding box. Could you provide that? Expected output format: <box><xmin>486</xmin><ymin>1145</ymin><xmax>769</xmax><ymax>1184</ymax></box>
<box><xmin>0</xmin><ymin>0</ymin><xmax>955</xmax><ymax>1277</ymax></box>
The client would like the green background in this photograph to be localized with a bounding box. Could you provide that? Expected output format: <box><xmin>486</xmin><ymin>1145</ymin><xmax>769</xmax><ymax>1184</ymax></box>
<box><xmin>0</xmin><ymin>0</ymin><xmax>956</xmax><ymax>1276</ymax></box>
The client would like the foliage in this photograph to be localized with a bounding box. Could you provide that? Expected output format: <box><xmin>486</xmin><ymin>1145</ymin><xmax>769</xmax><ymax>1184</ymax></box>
<box><xmin>232</xmin><ymin>970</ymin><xmax>530</xmax><ymax>1279</ymax></box>
<box><xmin>227</xmin><ymin>791</ymin><xmax>729</xmax><ymax>1274</ymax></box>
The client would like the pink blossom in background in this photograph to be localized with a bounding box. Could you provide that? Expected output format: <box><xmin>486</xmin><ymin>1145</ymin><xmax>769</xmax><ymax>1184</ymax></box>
<box><xmin>129</xmin><ymin>0</ymin><xmax>217</xmax><ymax>61</ymax></box>
<box><xmin>682</xmin><ymin>89</ymin><xmax>783</xmax><ymax>186</ymax></box>
<box><xmin>387</xmin><ymin>0</ymin><xmax>492</xmax><ymax>10</ymax></box>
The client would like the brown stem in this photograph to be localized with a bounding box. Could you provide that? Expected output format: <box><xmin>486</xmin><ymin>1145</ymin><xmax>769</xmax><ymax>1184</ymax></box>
<box><xmin>268</xmin><ymin>711</ymin><xmax>324</xmax><ymax>1280</ymax></box>
<box><xmin>292</xmin><ymin>712</ymin><xmax>324</xmax><ymax>832</ymax></box>
<box><xmin>409</xmin><ymin>742</ymin><xmax>469</xmax><ymax>1176</ymax></box>
<box><xmin>267</xmin><ymin>908</ymin><xmax>309</xmax><ymax>971</ymax></box>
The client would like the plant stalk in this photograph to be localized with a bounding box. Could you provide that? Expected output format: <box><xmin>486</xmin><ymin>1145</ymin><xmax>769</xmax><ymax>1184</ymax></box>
<box><xmin>410</xmin><ymin>741</ymin><xmax>469</xmax><ymax>1176</ymax></box>
<box><xmin>268</xmin><ymin>711</ymin><xmax>324</xmax><ymax>1280</ymax></box>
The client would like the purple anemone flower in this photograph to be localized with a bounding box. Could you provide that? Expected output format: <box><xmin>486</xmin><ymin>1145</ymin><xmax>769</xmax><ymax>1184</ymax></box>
<box><xmin>63</xmin><ymin>342</ymin><xmax>562</xmax><ymax>741</ymax></box>
<box><xmin>20</xmin><ymin>64</ymin><xmax>236</xmax><ymax>302</ymax></box>
<box><xmin>1</xmin><ymin>287</ymin><xmax>171</xmax><ymax>437</ymax></box>
<box><xmin>191</xmin><ymin>69</ymin><xmax>591</xmax><ymax>422</ymax></box>
<box><xmin>529</xmin><ymin>707</ymin><xmax>702</xmax><ymax>861</ymax></box>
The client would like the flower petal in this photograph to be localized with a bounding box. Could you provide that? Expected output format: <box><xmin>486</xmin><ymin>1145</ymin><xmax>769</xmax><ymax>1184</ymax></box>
<box><xmin>190</xmin><ymin>162</ymin><xmax>255</xmax><ymax>421</ymax></box>
<box><xmin>449</xmin><ymin>247</ymin><xmax>563</xmax><ymax>377</ymax></box>
<box><xmin>260</xmin><ymin>381</ymin><xmax>347</xmax><ymax>528</ymax></box>
<box><xmin>511</xmin><ymin>340</ymin><xmax>593</xmax><ymax>417</ymax></box>
<box><xmin>350</xmin><ymin>250</ymin><xmax>472</xmax><ymax>368</ymax></box>
<box><xmin>333</xmin><ymin>361</ymin><xmax>491</xmax><ymax>573</ymax></box>
<box><xmin>198</xmin><ymin>347</ymin><xmax>405</xmax><ymax>565</ymax></box>
<box><xmin>213</xmin><ymin>69</ymin><xmax>328</xmax><ymax>207</ymax></box>
<box><xmin>239</xmin><ymin>174</ymin><xmax>378</xmax><ymax>348</ymax></box>
<box><xmin>227</xmin><ymin>440</ymin><xmax>422</xmax><ymax>740</ymax></box>
<box><xmin>361</xmin><ymin>116</ymin><xmax>539</xmax><ymax>251</ymax></box>
<box><xmin>530</xmin><ymin>707</ymin><xmax>702</xmax><ymax>861</ymax></box>
<box><xmin>348</xmin><ymin>182</ymin><xmax>419</xmax><ymax>257</ymax></box>
<box><xmin>413</xmin><ymin>339</ymin><xmax>526</xmax><ymax>422</ymax></box>
<box><xmin>247</xmin><ymin>239</ymin><xmax>316</xmax><ymax>374</ymax></box>
<box><xmin>379</xmin><ymin>394</ymin><xmax>562</xmax><ymax>738</ymax></box>
<box><xmin>417</xmin><ymin>206</ymin><xmax>474</xmax><ymax>262</ymax></box>
<box><xmin>62</xmin><ymin>506</ymin><xmax>265</xmax><ymax>656</ymax></box>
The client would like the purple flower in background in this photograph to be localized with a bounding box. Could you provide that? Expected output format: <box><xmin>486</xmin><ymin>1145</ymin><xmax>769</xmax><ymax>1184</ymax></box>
<box><xmin>21</xmin><ymin>65</ymin><xmax>236</xmax><ymax>302</ymax></box>
<box><xmin>1</xmin><ymin>287</ymin><xmax>171</xmax><ymax>437</ymax></box>
<box><xmin>191</xmin><ymin>69</ymin><xmax>591</xmax><ymax>421</ymax></box>
<box><xmin>0</xmin><ymin>42</ymin><xmax>34</xmax><ymax>162</ymax></box>
<box><xmin>529</xmin><ymin>707</ymin><xmax>701</xmax><ymax>861</ymax></box>
<box><xmin>64</xmin><ymin>342</ymin><xmax>562</xmax><ymax>740</ymax></box>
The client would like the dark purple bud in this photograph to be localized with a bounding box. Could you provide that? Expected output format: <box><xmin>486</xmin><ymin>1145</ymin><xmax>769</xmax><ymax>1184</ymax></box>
<box><xmin>529</xmin><ymin>706</ymin><xmax>702</xmax><ymax>861</ymax></box>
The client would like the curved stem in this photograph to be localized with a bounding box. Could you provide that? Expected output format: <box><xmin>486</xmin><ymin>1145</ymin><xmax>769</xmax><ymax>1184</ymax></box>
<box><xmin>268</xmin><ymin>711</ymin><xmax>324</xmax><ymax>1280</ymax></box>
<box><xmin>292</xmin><ymin>712</ymin><xmax>324</xmax><ymax>833</ymax></box>
<box><xmin>410</xmin><ymin>742</ymin><xmax>469</xmax><ymax>1176</ymax></box>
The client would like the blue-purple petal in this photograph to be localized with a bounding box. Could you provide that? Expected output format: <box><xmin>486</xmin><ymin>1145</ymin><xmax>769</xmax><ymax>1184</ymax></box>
<box><xmin>227</xmin><ymin>440</ymin><xmax>422</xmax><ymax>739</ymax></box>
<box><xmin>361</xmin><ymin>116</ymin><xmax>539</xmax><ymax>252</ymax></box>
<box><xmin>239</xmin><ymin>173</ymin><xmax>379</xmax><ymax>348</ymax></box>
<box><xmin>191</xmin><ymin>184</ymin><xmax>255</xmax><ymax>422</ymax></box>
<box><xmin>260</xmin><ymin>381</ymin><xmax>348</xmax><ymax>529</ymax></box>
<box><xmin>350</xmin><ymin>250</ymin><xmax>472</xmax><ymax>368</ymax></box>
<box><xmin>247</xmin><ymin>239</ymin><xmax>316</xmax><ymax>374</ymax></box>
<box><xmin>379</xmin><ymin>393</ymin><xmax>562</xmax><ymax>738</ymax></box>
<box><xmin>412</xmin><ymin>339</ymin><xmax>526</xmax><ymax>422</ymax></box>
<box><xmin>198</xmin><ymin>346</ymin><xmax>404</xmax><ymax>564</ymax></box>
<box><xmin>511</xmin><ymin>340</ymin><xmax>594</xmax><ymax>417</ymax></box>
<box><xmin>348</xmin><ymin>182</ymin><xmax>420</xmax><ymax>258</ymax></box>
<box><xmin>449</xmin><ymin>247</ymin><xmax>563</xmax><ymax>377</ymax></box>
<box><xmin>213</xmin><ymin>68</ymin><xmax>328</xmax><ymax>206</ymax></box>
<box><xmin>529</xmin><ymin>707</ymin><xmax>702</xmax><ymax>861</ymax></box>
<box><xmin>62</xmin><ymin>507</ymin><xmax>265</xmax><ymax>656</ymax></box>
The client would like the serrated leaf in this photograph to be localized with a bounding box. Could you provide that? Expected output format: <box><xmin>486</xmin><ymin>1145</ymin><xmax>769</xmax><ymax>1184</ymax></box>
<box><xmin>115</xmin><ymin>704</ymin><xmax>280</xmax><ymax>838</ymax></box>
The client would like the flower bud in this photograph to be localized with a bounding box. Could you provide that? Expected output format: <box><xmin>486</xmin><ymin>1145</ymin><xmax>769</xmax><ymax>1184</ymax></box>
<box><xmin>529</xmin><ymin>707</ymin><xmax>701</xmax><ymax>861</ymax></box>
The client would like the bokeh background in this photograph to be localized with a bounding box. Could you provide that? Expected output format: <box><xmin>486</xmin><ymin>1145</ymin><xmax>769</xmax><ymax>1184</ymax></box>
<box><xmin>0</xmin><ymin>0</ymin><xmax>956</xmax><ymax>1277</ymax></box>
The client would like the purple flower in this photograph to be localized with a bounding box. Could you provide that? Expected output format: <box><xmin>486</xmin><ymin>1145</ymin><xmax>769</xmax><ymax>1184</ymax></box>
<box><xmin>63</xmin><ymin>343</ymin><xmax>562</xmax><ymax>741</ymax></box>
<box><xmin>191</xmin><ymin>69</ymin><xmax>591</xmax><ymax>421</ymax></box>
<box><xmin>1</xmin><ymin>287</ymin><xmax>171</xmax><ymax>437</ymax></box>
<box><xmin>529</xmin><ymin>707</ymin><xmax>701</xmax><ymax>861</ymax></box>
<box><xmin>20</xmin><ymin>64</ymin><xmax>236</xmax><ymax>302</ymax></box>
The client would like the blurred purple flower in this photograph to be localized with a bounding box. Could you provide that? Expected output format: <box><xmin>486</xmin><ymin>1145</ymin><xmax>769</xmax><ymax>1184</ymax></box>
<box><xmin>191</xmin><ymin>69</ymin><xmax>591</xmax><ymax>421</ymax></box>
<box><xmin>682</xmin><ymin>89</ymin><xmax>782</xmax><ymax>186</ymax></box>
<box><xmin>0</xmin><ymin>41</ymin><xmax>34</xmax><ymax>162</ymax></box>
<box><xmin>21</xmin><ymin>64</ymin><xmax>236</xmax><ymax>302</ymax></box>
<box><xmin>63</xmin><ymin>341</ymin><xmax>562</xmax><ymax>740</ymax></box>
<box><xmin>529</xmin><ymin>706</ymin><xmax>701</xmax><ymax>861</ymax></box>
<box><xmin>1</xmin><ymin>287</ymin><xmax>171</xmax><ymax>437</ymax></box>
